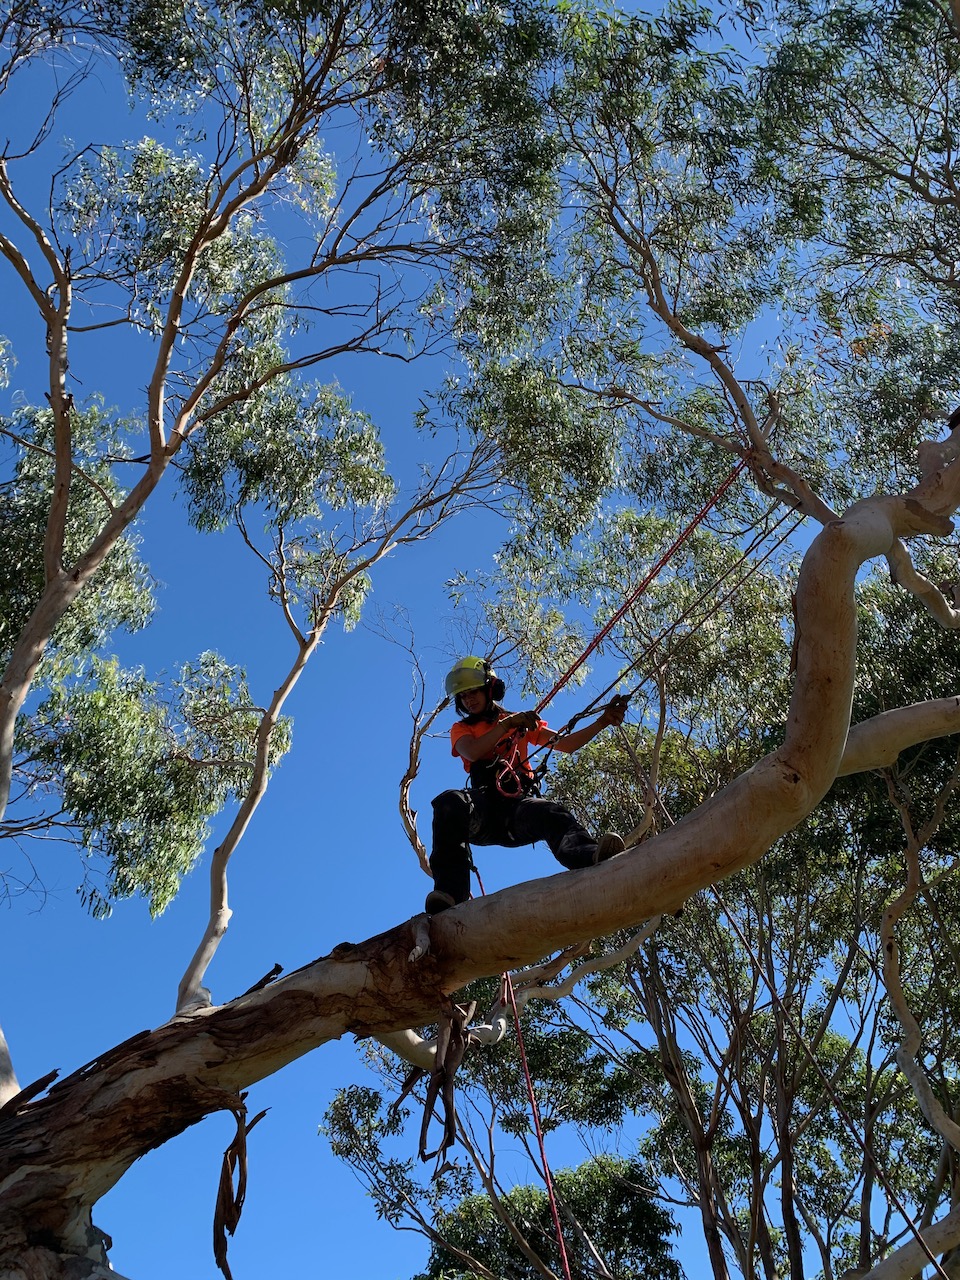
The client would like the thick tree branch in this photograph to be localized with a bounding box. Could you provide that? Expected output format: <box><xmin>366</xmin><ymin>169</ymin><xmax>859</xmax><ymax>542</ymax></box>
<box><xmin>5</xmin><ymin>440</ymin><xmax>960</xmax><ymax>1264</ymax></box>
<box><xmin>862</xmin><ymin>1201</ymin><xmax>960</xmax><ymax>1280</ymax></box>
<box><xmin>838</xmin><ymin>698</ymin><xmax>960</xmax><ymax>776</ymax></box>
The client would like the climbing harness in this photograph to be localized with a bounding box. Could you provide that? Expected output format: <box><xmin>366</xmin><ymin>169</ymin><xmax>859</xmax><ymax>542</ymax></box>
<box><xmin>467</xmin><ymin>747</ymin><xmax>537</xmax><ymax>799</ymax></box>
<box><xmin>492</xmin><ymin>732</ymin><xmax>538</xmax><ymax>799</ymax></box>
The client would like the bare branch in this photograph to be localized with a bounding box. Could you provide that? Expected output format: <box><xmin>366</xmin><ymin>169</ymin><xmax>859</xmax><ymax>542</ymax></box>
<box><xmin>175</xmin><ymin>631</ymin><xmax>317</xmax><ymax>1014</ymax></box>
<box><xmin>887</xmin><ymin>540</ymin><xmax>960</xmax><ymax>628</ymax></box>
<box><xmin>0</xmin><ymin>158</ymin><xmax>63</xmax><ymax>313</ymax></box>
<box><xmin>880</xmin><ymin>769</ymin><xmax>960</xmax><ymax>1154</ymax></box>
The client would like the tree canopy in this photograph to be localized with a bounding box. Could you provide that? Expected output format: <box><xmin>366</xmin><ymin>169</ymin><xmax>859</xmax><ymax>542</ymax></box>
<box><xmin>5</xmin><ymin>1</ymin><xmax>960</xmax><ymax>1279</ymax></box>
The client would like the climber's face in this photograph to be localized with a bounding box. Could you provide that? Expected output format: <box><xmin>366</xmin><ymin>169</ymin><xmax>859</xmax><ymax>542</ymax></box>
<box><xmin>459</xmin><ymin>686</ymin><xmax>489</xmax><ymax>715</ymax></box>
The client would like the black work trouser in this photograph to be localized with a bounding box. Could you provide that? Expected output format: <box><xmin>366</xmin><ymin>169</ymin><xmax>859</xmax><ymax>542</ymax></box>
<box><xmin>429</xmin><ymin>786</ymin><xmax>598</xmax><ymax>904</ymax></box>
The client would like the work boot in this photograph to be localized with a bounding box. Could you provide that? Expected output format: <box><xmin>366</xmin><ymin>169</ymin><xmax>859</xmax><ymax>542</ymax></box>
<box><xmin>593</xmin><ymin>832</ymin><xmax>625</xmax><ymax>864</ymax></box>
<box><xmin>425</xmin><ymin>889</ymin><xmax>456</xmax><ymax>914</ymax></box>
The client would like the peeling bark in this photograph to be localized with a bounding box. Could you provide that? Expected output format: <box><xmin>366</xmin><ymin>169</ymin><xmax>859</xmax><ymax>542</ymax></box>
<box><xmin>2</xmin><ymin>478</ymin><xmax>960</xmax><ymax>1273</ymax></box>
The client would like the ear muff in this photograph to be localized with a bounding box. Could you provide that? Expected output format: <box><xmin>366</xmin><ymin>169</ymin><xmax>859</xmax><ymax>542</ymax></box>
<box><xmin>482</xmin><ymin>659</ymin><xmax>505</xmax><ymax>703</ymax></box>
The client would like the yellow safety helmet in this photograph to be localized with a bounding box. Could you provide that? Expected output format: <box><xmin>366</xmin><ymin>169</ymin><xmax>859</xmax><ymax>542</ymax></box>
<box><xmin>446</xmin><ymin>656</ymin><xmax>506</xmax><ymax>715</ymax></box>
<box><xmin>444</xmin><ymin>655</ymin><xmax>490</xmax><ymax>697</ymax></box>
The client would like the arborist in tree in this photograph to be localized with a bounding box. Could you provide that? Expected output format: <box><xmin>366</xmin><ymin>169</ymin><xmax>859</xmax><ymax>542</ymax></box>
<box><xmin>424</xmin><ymin>655</ymin><xmax>629</xmax><ymax>914</ymax></box>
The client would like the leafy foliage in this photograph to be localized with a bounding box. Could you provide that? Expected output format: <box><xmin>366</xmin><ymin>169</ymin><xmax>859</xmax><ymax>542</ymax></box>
<box><xmin>182</xmin><ymin>381</ymin><xmax>394</xmax><ymax>532</ymax></box>
<box><xmin>0</xmin><ymin>406</ymin><xmax>153</xmax><ymax>673</ymax></box>
<box><xmin>416</xmin><ymin>1156</ymin><xmax>681</xmax><ymax>1280</ymax></box>
<box><xmin>16</xmin><ymin>652</ymin><xmax>289</xmax><ymax>913</ymax></box>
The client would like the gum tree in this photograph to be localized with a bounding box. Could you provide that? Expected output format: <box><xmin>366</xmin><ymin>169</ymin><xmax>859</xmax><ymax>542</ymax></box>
<box><xmin>7</xmin><ymin>3</ymin><xmax>960</xmax><ymax>1280</ymax></box>
<box><xmin>329</xmin><ymin>4</ymin><xmax>960</xmax><ymax>1278</ymax></box>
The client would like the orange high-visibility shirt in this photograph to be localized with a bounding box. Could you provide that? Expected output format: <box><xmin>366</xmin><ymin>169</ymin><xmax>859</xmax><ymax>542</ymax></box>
<box><xmin>450</xmin><ymin>711</ymin><xmax>553</xmax><ymax>775</ymax></box>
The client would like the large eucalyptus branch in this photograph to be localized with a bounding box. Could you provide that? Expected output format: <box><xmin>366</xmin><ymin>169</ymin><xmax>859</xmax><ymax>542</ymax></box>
<box><xmin>5</xmin><ymin>430</ymin><xmax>960</xmax><ymax>1265</ymax></box>
<box><xmin>382</xmin><ymin>670</ymin><xmax>960</xmax><ymax>1073</ymax></box>
<box><xmin>860</xmin><ymin>1203</ymin><xmax>960</xmax><ymax>1280</ymax></box>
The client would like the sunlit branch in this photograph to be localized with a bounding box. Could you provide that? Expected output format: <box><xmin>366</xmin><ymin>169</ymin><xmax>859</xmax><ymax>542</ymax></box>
<box><xmin>175</xmin><ymin>629</ymin><xmax>319</xmax><ymax>1014</ymax></box>
<box><xmin>839</xmin><ymin>697</ymin><xmax>960</xmax><ymax>775</ymax></box>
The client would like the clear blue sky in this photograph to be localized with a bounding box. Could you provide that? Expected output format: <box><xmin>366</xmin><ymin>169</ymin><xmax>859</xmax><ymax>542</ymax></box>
<box><xmin>0</xmin><ymin>45</ymin><xmax>658</xmax><ymax>1280</ymax></box>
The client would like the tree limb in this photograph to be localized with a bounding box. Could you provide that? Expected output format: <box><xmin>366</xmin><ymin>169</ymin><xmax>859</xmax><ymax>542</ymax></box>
<box><xmin>4</xmin><ymin>459</ymin><xmax>960</xmax><ymax>1254</ymax></box>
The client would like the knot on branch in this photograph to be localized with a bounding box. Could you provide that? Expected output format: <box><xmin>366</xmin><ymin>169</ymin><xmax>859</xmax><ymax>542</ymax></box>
<box><xmin>911</xmin><ymin>420</ymin><xmax>960</xmax><ymax>514</ymax></box>
<box><xmin>408</xmin><ymin>915</ymin><xmax>431</xmax><ymax>963</ymax></box>
<box><xmin>902</xmin><ymin>497</ymin><xmax>954</xmax><ymax>536</ymax></box>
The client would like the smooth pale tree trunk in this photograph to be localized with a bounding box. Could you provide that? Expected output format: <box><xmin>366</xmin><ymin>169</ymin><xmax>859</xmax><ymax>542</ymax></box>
<box><xmin>3</xmin><ymin>482</ymin><xmax>960</xmax><ymax>1277</ymax></box>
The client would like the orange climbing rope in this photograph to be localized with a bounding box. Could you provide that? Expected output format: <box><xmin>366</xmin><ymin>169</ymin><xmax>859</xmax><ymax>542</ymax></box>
<box><xmin>473</xmin><ymin>864</ymin><xmax>574</xmax><ymax>1280</ymax></box>
<box><xmin>531</xmin><ymin>458</ymin><xmax>748</xmax><ymax>717</ymax></box>
<box><xmin>470</xmin><ymin>459</ymin><xmax>758</xmax><ymax>1278</ymax></box>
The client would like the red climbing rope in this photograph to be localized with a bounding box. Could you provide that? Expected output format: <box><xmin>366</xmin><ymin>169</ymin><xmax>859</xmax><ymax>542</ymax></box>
<box><xmin>533</xmin><ymin>459</ymin><xmax>747</xmax><ymax>716</ymax></box>
<box><xmin>473</xmin><ymin>866</ymin><xmax>574</xmax><ymax>1280</ymax></box>
<box><xmin>465</xmin><ymin>459</ymin><xmax>753</xmax><ymax>1279</ymax></box>
<box><xmin>503</xmin><ymin>969</ymin><xmax>574</xmax><ymax>1280</ymax></box>
<box><xmin>524</xmin><ymin>501</ymin><xmax>802</xmax><ymax>763</ymax></box>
